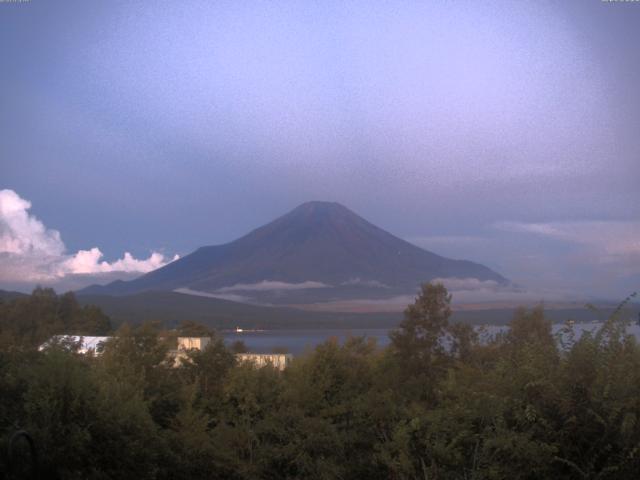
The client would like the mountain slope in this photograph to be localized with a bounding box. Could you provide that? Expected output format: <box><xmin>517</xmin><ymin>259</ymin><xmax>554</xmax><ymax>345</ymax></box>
<box><xmin>0</xmin><ymin>289</ymin><xmax>28</xmax><ymax>301</ymax></box>
<box><xmin>80</xmin><ymin>201</ymin><xmax>507</xmax><ymax>298</ymax></box>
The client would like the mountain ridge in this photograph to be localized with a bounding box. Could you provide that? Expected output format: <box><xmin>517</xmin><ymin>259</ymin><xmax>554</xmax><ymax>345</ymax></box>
<box><xmin>79</xmin><ymin>201</ymin><xmax>507</xmax><ymax>300</ymax></box>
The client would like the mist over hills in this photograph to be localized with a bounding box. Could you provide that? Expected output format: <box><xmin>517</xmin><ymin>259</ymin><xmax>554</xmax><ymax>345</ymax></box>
<box><xmin>77</xmin><ymin>292</ymin><xmax>638</xmax><ymax>330</ymax></box>
<box><xmin>80</xmin><ymin>201</ymin><xmax>507</xmax><ymax>302</ymax></box>
<box><xmin>5</xmin><ymin>288</ymin><xmax>634</xmax><ymax>331</ymax></box>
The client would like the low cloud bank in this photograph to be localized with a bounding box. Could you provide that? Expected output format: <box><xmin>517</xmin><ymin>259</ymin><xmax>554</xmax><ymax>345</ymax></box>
<box><xmin>430</xmin><ymin>276</ymin><xmax>577</xmax><ymax>304</ymax></box>
<box><xmin>409</xmin><ymin>219</ymin><xmax>639</xmax><ymax>299</ymax></box>
<box><xmin>174</xmin><ymin>288</ymin><xmax>251</xmax><ymax>303</ymax></box>
<box><xmin>0</xmin><ymin>189</ymin><xmax>178</xmax><ymax>287</ymax></box>
<box><xmin>430</xmin><ymin>277</ymin><xmax>500</xmax><ymax>291</ymax></box>
<box><xmin>216</xmin><ymin>280</ymin><xmax>329</xmax><ymax>292</ymax></box>
<box><xmin>340</xmin><ymin>278</ymin><xmax>389</xmax><ymax>288</ymax></box>
<box><xmin>494</xmin><ymin>220</ymin><xmax>640</xmax><ymax>276</ymax></box>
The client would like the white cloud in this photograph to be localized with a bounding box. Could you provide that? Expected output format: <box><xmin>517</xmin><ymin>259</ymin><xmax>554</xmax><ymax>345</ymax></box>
<box><xmin>62</xmin><ymin>248</ymin><xmax>179</xmax><ymax>275</ymax></box>
<box><xmin>430</xmin><ymin>277</ymin><xmax>500</xmax><ymax>291</ymax></box>
<box><xmin>424</xmin><ymin>277</ymin><xmax>575</xmax><ymax>305</ymax></box>
<box><xmin>0</xmin><ymin>189</ymin><xmax>65</xmax><ymax>256</ymax></box>
<box><xmin>340</xmin><ymin>278</ymin><xmax>389</xmax><ymax>288</ymax></box>
<box><xmin>494</xmin><ymin>220</ymin><xmax>640</xmax><ymax>251</ymax></box>
<box><xmin>494</xmin><ymin>220</ymin><xmax>640</xmax><ymax>273</ymax></box>
<box><xmin>174</xmin><ymin>288</ymin><xmax>251</xmax><ymax>303</ymax></box>
<box><xmin>216</xmin><ymin>280</ymin><xmax>329</xmax><ymax>292</ymax></box>
<box><xmin>0</xmin><ymin>189</ymin><xmax>178</xmax><ymax>286</ymax></box>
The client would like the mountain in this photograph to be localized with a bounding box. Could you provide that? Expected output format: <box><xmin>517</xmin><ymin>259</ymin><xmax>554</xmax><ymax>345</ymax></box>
<box><xmin>0</xmin><ymin>289</ymin><xmax>28</xmax><ymax>301</ymax></box>
<box><xmin>79</xmin><ymin>201</ymin><xmax>507</xmax><ymax>301</ymax></box>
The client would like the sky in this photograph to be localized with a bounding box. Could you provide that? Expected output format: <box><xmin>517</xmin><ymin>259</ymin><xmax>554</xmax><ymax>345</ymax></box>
<box><xmin>1</xmin><ymin>0</ymin><xmax>638</xmax><ymax>299</ymax></box>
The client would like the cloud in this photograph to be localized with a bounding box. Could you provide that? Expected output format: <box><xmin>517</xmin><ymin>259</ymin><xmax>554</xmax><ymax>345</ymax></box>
<box><xmin>427</xmin><ymin>277</ymin><xmax>577</xmax><ymax>305</ymax></box>
<box><xmin>0</xmin><ymin>189</ymin><xmax>178</xmax><ymax>286</ymax></box>
<box><xmin>62</xmin><ymin>248</ymin><xmax>179</xmax><ymax>275</ymax></box>
<box><xmin>293</xmin><ymin>289</ymin><xmax>578</xmax><ymax>313</ymax></box>
<box><xmin>494</xmin><ymin>220</ymin><xmax>640</xmax><ymax>274</ymax></box>
<box><xmin>216</xmin><ymin>280</ymin><xmax>329</xmax><ymax>292</ymax></box>
<box><xmin>0</xmin><ymin>189</ymin><xmax>65</xmax><ymax>257</ymax></box>
<box><xmin>493</xmin><ymin>220</ymin><xmax>640</xmax><ymax>252</ymax></box>
<box><xmin>340</xmin><ymin>278</ymin><xmax>389</xmax><ymax>288</ymax></box>
<box><xmin>174</xmin><ymin>288</ymin><xmax>251</xmax><ymax>303</ymax></box>
<box><xmin>430</xmin><ymin>277</ymin><xmax>501</xmax><ymax>291</ymax></box>
<box><xmin>425</xmin><ymin>277</ymin><xmax>572</xmax><ymax>305</ymax></box>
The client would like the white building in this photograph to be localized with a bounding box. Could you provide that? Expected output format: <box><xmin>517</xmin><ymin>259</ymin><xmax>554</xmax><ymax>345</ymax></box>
<box><xmin>236</xmin><ymin>353</ymin><xmax>292</xmax><ymax>371</ymax></box>
<box><xmin>171</xmin><ymin>336</ymin><xmax>212</xmax><ymax>365</ymax></box>
<box><xmin>39</xmin><ymin>335</ymin><xmax>212</xmax><ymax>359</ymax></box>
<box><xmin>40</xmin><ymin>335</ymin><xmax>293</xmax><ymax>370</ymax></box>
<box><xmin>176</xmin><ymin>336</ymin><xmax>211</xmax><ymax>350</ymax></box>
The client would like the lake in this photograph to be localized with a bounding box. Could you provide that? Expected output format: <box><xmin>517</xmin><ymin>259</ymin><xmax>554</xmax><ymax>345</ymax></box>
<box><xmin>223</xmin><ymin>322</ymin><xmax>640</xmax><ymax>355</ymax></box>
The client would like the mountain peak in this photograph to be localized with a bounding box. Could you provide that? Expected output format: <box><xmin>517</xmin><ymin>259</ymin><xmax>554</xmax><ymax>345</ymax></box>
<box><xmin>80</xmin><ymin>202</ymin><xmax>508</xmax><ymax>298</ymax></box>
<box><xmin>297</xmin><ymin>200</ymin><xmax>343</xmax><ymax>208</ymax></box>
<box><xmin>272</xmin><ymin>201</ymin><xmax>359</xmax><ymax>231</ymax></box>
<box><xmin>291</xmin><ymin>201</ymin><xmax>351</xmax><ymax>215</ymax></box>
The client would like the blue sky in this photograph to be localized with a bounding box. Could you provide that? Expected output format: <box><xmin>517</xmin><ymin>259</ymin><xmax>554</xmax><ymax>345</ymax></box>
<box><xmin>1</xmin><ymin>0</ymin><xmax>638</xmax><ymax>298</ymax></box>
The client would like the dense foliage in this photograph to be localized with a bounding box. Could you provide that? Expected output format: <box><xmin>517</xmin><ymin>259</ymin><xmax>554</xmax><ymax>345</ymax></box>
<box><xmin>0</xmin><ymin>288</ymin><xmax>111</xmax><ymax>349</ymax></box>
<box><xmin>1</xmin><ymin>286</ymin><xmax>639</xmax><ymax>479</ymax></box>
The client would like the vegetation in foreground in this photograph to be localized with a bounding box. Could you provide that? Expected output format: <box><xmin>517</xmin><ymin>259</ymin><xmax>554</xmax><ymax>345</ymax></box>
<box><xmin>1</xmin><ymin>286</ymin><xmax>639</xmax><ymax>479</ymax></box>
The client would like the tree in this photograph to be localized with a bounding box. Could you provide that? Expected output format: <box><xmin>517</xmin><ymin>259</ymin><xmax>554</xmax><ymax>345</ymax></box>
<box><xmin>230</xmin><ymin>340</ymin><xmax>248</xmax><ymax>354</ymax></box>
<box><xmin>176</xmin><ymin>320</ymin><xmax>214</xmax><ymax>338</ymax></box>
<box><xmin>0</xmin><ymin>289</ymin><xmax>111</xmax><ymax>349</ymax></box>
<box><xmin>389</xmin><ymin>283</ymin><xmax>454</xmax><ymax>402</ymax></box>
<box><xmin>180</xmin><ymin>338</ymin><xmax>236</xmax><ymax>413</ymax></box>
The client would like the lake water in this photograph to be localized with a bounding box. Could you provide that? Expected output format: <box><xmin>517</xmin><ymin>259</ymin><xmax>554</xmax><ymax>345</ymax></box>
<box><xmin>223</xmin><ymin>322</ymin><xmax>640</xmax><ymax>355</ymax></box>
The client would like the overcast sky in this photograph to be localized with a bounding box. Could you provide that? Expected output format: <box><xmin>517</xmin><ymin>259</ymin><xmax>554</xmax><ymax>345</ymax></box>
<box><xmin>1</xmin><ymin>0</ymin><xmax>638</xmax><ymax>298</ymax></box>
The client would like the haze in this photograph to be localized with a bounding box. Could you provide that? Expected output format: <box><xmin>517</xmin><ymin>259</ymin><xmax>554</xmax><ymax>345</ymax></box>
<box><xmin>1</xmin><ymin>0</ymin><xmax>639</xmax><ymax>299</ymax></box>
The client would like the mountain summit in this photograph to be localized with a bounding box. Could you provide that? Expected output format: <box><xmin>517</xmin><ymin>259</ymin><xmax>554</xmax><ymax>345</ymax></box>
<box><xmin>80</xmin><ymin>202</ymin><xmax>507</xmax><ymax>300</ymax></box>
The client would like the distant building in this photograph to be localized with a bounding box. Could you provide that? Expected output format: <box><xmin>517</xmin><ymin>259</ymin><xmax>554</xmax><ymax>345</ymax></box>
<box><xmin>171</xmin><ymin>336</ymin><xmax>212</xmax><ymax>365</ymax></box>
<box><xmin>39</xmin><ymin>335</ymin><xmax>212</xmax><ymax>360</ymax></box>
<box><xmin>176</xmin><ymin>336</ymin><xmax>211</xmax><ymax>350</ymax></box>
<box><xmin>236</xmin><ymin>353</ymin><xmax>292</xmax><ymax>371</ymax></box>
<box><xmin>39</xmin><ymin>335</ymin><xmax>292</xmax><ymax>369</ymax></box>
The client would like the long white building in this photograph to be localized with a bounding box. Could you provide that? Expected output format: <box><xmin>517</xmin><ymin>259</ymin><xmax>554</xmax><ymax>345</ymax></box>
<box><xmin>39</xmin><ymin>335</ymin><xmax>292</xmax><ymax>369</ymax></box>
<box><xmin>236</xmin><ymin>353</ymin><xmax>292</xmax><ymax>371</ymax></box>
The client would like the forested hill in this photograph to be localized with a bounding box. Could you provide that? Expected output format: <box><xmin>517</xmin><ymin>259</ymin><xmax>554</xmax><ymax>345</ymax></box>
<box><xmin>4</xmin><ymin>288</ymin><xmax>635</xmax><ymax>333</ymax></box>
<box><xmin>77</xmin><ymin>290</ymin><xmax>401</xmax><ymax>330</ymax></box>
<box><xmin>0</xmin><ymin>289</ymin><xmax>27</xmax><ymax>301</ymax></box>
